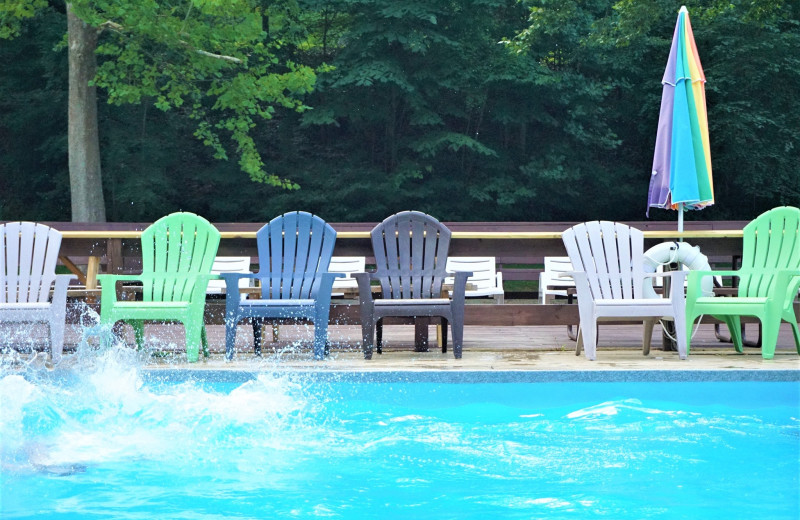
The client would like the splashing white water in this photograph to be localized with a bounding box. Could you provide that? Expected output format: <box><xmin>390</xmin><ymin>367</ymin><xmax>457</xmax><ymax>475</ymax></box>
<box><xmin>0</xmin><ymin>344</ymin><xmax>313</xmax><ymax>477</ymax></box>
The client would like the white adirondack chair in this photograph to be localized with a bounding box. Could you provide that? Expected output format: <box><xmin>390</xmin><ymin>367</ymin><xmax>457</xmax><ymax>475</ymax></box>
<box><xmin>538</xmin><ymin>256</ymin><xmax>575</xmax><ymax>304</ymax></box>
<box><xmin>445</xmin><ymin>257</ymin><xmax>504</xmax><ymax>303</ymax></box>
<box><xmin>561</xmin><ymin>221</ymin><xmax>688</xmax><ymax>360</ymax></box>
<box><xmin>0</xmin><ymin>222</ymin><xmax>76</xmax><ymax>362</ymax></box>
<box><xmin>329</xmin><ymin>256</ymin><xmax>366</xmax><ymax>297</ymax></box>
<box><xmin>208</xmin><ymin>257</ymin><xmax>252</xmax><ymax>295</ymax></box>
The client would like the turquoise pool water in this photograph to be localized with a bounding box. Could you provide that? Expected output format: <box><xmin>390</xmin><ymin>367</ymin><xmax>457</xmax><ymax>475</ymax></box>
<box><xmin>1</xmin><ymin>353</ymin><xmax>798</xmax><ymax>519</ymax></box>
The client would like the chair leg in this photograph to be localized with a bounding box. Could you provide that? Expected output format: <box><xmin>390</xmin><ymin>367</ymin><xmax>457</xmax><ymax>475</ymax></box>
<box><xmin>376</xmin><ymin>319</ymin><xmax>383</xmax><ymax>354</ymax></box>
<box><xmin>99</xmin><ymin>316</ymin><xmax>115</xmax><ymax>349</ymax></box>
<box><xmin>789</xmin><ymin>319</ymin><xmax>800</xmax><ymax>355</ymax></box>
<box><xmin>184</xmin><ymin>321</ymin><xmax>202</xmax><ymax>363</ymax></box>
<box><xmin>451</xmin><ymin>316</ymin><xmax>464</xmax><ymax>359</ymax></box>
<box><xmin>225</xmin><ymin>314</ymin><xmax>239</xmax><ymax>361</ymax></box>
<box><xmin>313</xmin><ymin>306</ymin><xmax>331</xmax><ymax>360</ymax></box>
<box><xmin>685</xmin><ymin>313</ymin><xmax>695</xmax><ymax>357</ymax></box>
<box><xmin>723</xmin><ymin>316</ymin><xmax>744</xmax><ymax>353</ymax></box>
<box><xmin>642</xmin><ymin>319</ymin><xmax>656</xmax><ymax>356</ymax></box>
<box><xmin>48</xmin><ymin>317</ymin><xmax>66</xmax><ymax>364</ymax></box>
<box><xmin>580</xmin><ymin>320</ymin><xmax>598</xmax><ymax>361</ymax></box>
<box><xmin>441</xmin><ymin>318</ymin><xmax>449</xmax><ymax>353</ymax></box>
<box><xmin>201</xmin><ymin>325</ymin><xmax>210</xmax><ymax>358</ymax></box>
<box><xmin>131</xmin><ymin>320</ymin><xmax>145</xmax><ymax>351</ymax></box>
<box><xmin>759</xmin><ymin>317</ymin><xmax>782</xmax><ymax>360</ymax></box>
<box><xmin>414</xmin><ymin>319</ymin><xmax>429</xmax><ymax>352</ymax></box>
<box><xmin>361</xmin><ymin>316</ymin><xmax>376</xmax><ymax>360</ymax></box>
<box><xmin>313</xmin><ymin>323</ymin><xmax>328</xmax><ymax>360</ymax></box>
<box><xmin>673</xmin><ymin>315</ymin><xmax>688</xmax><ymax>360</ymax></box>
<box><xmin>252</xmin><ymin>318</ymin><xmax>263</xmax><ymax>356</ymax></box>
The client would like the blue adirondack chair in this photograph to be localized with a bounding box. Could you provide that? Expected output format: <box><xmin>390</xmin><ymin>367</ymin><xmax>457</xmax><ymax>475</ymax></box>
<box><xmin>222</xmin><ymin>211</ymin><xmax>342</xmax><ymax>360</ymax></box>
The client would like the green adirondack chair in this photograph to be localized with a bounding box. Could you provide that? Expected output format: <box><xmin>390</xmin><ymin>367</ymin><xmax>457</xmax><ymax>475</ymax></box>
<box><xmin>685</xmin><ymin>206</ymin><xmax>800</xmax><ymax>359</ymax></box>
<box><xmin>98</xmin><ymin>212</ymin><xmax>221</xmax><ymax>362</ymax></box>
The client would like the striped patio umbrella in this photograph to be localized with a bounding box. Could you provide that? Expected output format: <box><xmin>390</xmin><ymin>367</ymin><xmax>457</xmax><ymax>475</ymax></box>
<box><xmin>647</xmin><ymin>6</ymin><xmax>714</xmax><ymax>231</ymax></box>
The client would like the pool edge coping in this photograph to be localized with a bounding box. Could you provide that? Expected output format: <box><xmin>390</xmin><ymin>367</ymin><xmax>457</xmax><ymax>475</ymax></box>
<box><xmin>140</xmin><ymin>368</ymin><xmax>800</xmax><ymax>383</ymax></box>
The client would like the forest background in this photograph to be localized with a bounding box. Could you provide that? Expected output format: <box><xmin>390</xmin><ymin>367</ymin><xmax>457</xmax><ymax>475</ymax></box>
<box><xmin>1</xmin><ymin>0</ymin><xmax>798</xmax><ymax>224</ymax></box>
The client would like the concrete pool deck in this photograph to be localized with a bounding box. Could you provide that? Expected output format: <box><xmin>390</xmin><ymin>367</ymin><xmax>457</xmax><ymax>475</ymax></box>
<box><xmin>117</xmin><ymin>323</ymin><xmax>800</xmax><ymax>374</ymax></box>
<box><xmin>4</xmin><ymin>322</ymin><xmax>799</xmax><ymax>376</ymax></box>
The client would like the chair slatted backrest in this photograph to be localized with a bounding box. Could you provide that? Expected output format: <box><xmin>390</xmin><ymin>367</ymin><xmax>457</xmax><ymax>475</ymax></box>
<box><xmin>140</xmin><ymin>212</ymin><xmax>220</xmax><ymax>302</ymax></box>
<box><xmin>0</xmin><ymin>222</ymin><xmax>61</xmax><ymax>304</ymax></box>
<box><xmin>371</xmin><ymin>211</ymin><xmax>451</xmax><ymax>299</ymax></box>
<box><xmin>738</xmin><ymin>206</ymin><xmax>800</xmax><ymax>299</ymax></box>
<box><xmin>256</xmin><ymin>212</ymin><xmax>337</xmax><ymax>299</ymax></box>
<box><xmin>561</xmin><ymin>221</ymin><xmax>645</xmax><ymax>300</ymax></box>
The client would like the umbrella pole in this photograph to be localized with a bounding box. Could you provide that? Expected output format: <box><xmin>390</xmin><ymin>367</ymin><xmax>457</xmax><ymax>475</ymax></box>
<box><xmin>677</xmin><ymin>202</ymin><xmax>684</xmax><ymax>240</ymax></box>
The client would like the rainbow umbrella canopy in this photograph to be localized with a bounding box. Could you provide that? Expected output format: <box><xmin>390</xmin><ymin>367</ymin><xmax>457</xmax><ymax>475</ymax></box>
<box><xmin>647</xmin><ymin>6</ymin><xmax>714</xmax><ymax>231</ymax></box>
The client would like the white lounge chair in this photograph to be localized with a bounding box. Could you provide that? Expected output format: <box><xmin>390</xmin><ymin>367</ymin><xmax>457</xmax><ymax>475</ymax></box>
<box><xmin>208</xmin><ymin>256</ymin><xmax>252</xmax><ymax>295</ymax></box>
<box><xmin>445</xmin><ymin>257</ymin><xmax>504</xmax><ymax>304</ymax></box>
<box><xmin>0</xmin><ymin>222</ymin><xmax>76</xmax><ymax>362</ymax></box>
<box><xmin>329</xmin><ymin>256</ymin><xmax>366</xmax><ymax>297</ymax></box>
<box><xmin>539</xmin><ymin>256</ymin><xmax>574</xmax><ymax>304</ymax></box>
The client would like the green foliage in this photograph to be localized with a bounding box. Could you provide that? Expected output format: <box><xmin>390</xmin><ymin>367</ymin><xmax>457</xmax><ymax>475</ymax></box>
<box><xmin>1</xmin><ymin>0</ymin><xmax>797</xmax><ymax>222</ymax></box>
<box><xmin>0</xmin><ymin>0</ymin><xmax>46</xmax><ymax>39</ymax></box>
<box><xmin>68</xmin><ymin>0</ymin><xmax>318</xmax><ymax>188</ymax></box>
<box><xmin>0</xmin><ymin>8</ymin><xmax>69</xmax><ymax>220</ymax></box>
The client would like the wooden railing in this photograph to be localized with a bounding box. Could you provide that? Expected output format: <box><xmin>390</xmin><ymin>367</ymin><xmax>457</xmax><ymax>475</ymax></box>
<box><xmin>46</xmin><ymin>220</ymin><xmax>748</xmax><ymax>294</ymax></box>
<box><xmin>31</xmin><ymin>219</ymin><xmax>759</xmax><ymax>329</ymax></box>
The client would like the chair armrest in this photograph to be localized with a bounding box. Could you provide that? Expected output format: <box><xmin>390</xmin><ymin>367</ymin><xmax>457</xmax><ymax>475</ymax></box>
<box><xmin>52</xmin><ymin>274</ymin><xmax>77</xmax><ymax>303</ymax></box>
<box><xmin>686</xmin><ymin>270</ymin><xmax>739</xmax><ymax>300</ymax></box>
<box><xmin>562</xmin><ymin>271</ymin><xmax>590</xmax><ymax>300</ymax></box>
<box><xmin>219</xmin><ymin>272</ymin><xmax>255</xmax><ymax>302</ymax></box>
<box><xmin>97</xmin><ymin>274</ymin><xmax>149</xmax><ymax>306</ymax></box>
<box><xmin>98</xmin><ymin>273</ymin><xmax>220</xmax><ymax>304</ymax></box>
<box><xmin>314</xmin><ymin>272</ymin><xmax>346</xmax><ymax>307</ymax></box>
<box><xmin>643</xmin><ymin>270</ymin><xmax>687</xmax><ymax>280</ymax></box>
<box><xmin>645</xmin><ymin>270</ymin><xmax>687</xmax><ymax>300</ymax></box>
<box><xmin>449</xmin><ymin>271</ymin><xmax>472</xmax><ymax>302</ymax></box>
<box><xmin>774</xmin><ymin>270</ymin><xmax>800</xmax><ymax>306</ymax></box>
<box><xmin>189</xmin><ymin>274</ymin><xmax>221</xmax><ymax>303</ymax></box>
<box><xmin>353</xmin><ymin>272</ymin><xmax>377</xmax><ymax>304</ymax></box>
<box><xmin>98</xmin><ymin>273</ymin><xmax>220</xmax><ymax>283</ymax></box>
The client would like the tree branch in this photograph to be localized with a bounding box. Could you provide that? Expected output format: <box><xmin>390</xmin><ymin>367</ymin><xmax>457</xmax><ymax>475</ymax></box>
<box><xmin>98</xmin><ymin>20</ymin><xmax>242</xmax><ymax>64</ymax></box>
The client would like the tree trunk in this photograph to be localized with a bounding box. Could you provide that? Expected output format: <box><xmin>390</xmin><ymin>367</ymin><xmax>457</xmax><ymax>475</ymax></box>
<box><xmin>67</xmin><ymin>4</ymin><xmax>106</xmax><ymax>222</ymax></box>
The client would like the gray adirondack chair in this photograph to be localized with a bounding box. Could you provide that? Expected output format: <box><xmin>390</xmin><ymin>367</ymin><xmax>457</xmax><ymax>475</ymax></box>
<box><xmin>222</xmin><ymin>211</ymin><xmax>342</xmax><ymax>360</ymax></box>
<box><xmin>0</xmin><ymin>222</ymin><xmax>76</xmax><ymax>363</ymax></box>
<box><xmin>354</xmin><ymin>211</ymin><xmax>471</xmax><ymax>359</ymax></box>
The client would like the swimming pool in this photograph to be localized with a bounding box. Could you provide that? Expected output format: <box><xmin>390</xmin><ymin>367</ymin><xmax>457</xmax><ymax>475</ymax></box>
<box><xmin>2</xmin><ymin>351</ymin><xmax>798</xmax><ymax>519</ymax></box>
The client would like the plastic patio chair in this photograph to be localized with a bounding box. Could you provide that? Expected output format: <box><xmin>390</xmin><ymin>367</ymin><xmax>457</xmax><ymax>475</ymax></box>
<box><xmin>354</xmin><ymin>211</ymin><xmax>471</xmax><ymax>359</ymax></box>
<box><xmin>561</xmin><ymin>221</ymin><xmax>688</xmax><ymax>360</ymax></box>
<box><xmin>445</xmin><ymin>257</ymin><xmax>504</xmax><ymax>304</ymax></box>
<box><xmin>98</xmin><ymin>212</ymin><xmax>220</xmax><ymax>362</ymax></box>
<box><xmin>221</xmin><ymin>211</ymin><xmax>342</xmax><ymax>360</ymax></box>
<box><xmin>685</xmin><ymin>206</ymin><xmax>800</xmax><ymax>359</ymax></box>
<box><xmin>0</xmin><ymin>222</ymin><xmax>76</xmax><ymax>363</ymax></box>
